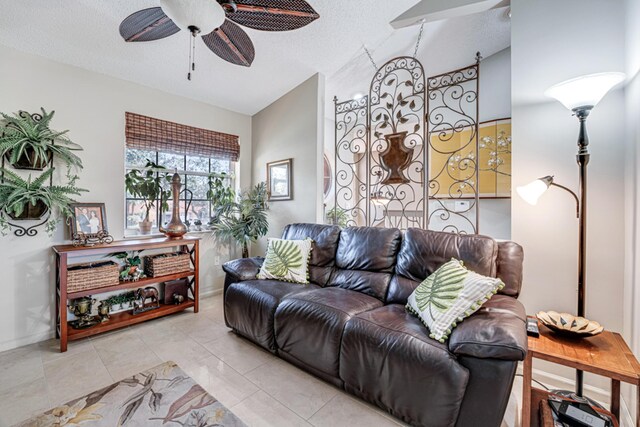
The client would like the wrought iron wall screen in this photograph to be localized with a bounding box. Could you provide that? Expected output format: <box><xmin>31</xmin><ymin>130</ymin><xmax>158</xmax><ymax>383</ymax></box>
<box><xmin>334</xmin><ymin>54</ymin><xmax>480</xmax><ymax>234</ymax></box>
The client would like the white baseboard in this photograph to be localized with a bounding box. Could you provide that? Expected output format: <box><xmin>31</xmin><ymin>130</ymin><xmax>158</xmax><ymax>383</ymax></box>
<box><xmin>0</xmin><ymin>329</ymin><xmax>55</xmax><ymax>353</ymax></box>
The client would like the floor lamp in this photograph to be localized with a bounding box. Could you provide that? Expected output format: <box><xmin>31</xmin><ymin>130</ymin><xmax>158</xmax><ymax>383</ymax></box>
<box><xmin>517</xmin><ymin>72</ymin><xmax>625</xmax><ymax>398</ymax></box>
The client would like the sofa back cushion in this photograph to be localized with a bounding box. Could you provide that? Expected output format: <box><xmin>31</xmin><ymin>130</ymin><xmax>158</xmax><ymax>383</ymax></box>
<box><xmin>281</xmin><ymin>223</ymin><xmax>341</xmax><ymax>286</ymax></box>
<box><xmin>387</xmin><ymin>228</ymin><xmax>499</xmax><ymax>304</ymax></box>
<box><xmin>495</xmin><ymin>241</ymin><xmax>524</xmax><ymax>297</ymax></box>
<box><xmin>328</xmin><ymin>226</ymin><xmax>402</xmax><ymax>301</ymax></box>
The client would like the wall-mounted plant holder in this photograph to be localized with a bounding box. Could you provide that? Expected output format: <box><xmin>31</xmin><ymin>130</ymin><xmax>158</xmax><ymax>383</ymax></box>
<box><xmin>0</xmin><ymin>108</ymin><xmax>85</xmax><ymax>237</ymax></box>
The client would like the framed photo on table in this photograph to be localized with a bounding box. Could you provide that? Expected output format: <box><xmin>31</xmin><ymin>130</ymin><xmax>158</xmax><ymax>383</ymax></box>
<box><xmin>69</xmin><ymin>203</ymin><xmax>108</xmax><ymax>235</ymax></box>
<box><xmin>267</xmin><ymin>158</ymin><xmax>293</xmax><ymax>201</ymax></box>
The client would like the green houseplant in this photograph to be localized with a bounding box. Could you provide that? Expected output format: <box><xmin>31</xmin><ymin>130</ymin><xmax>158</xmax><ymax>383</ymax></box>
<box><xmin>0</xmin><ymin>108</ymin><xmax>83</xmax><ymax>170</ymax></box>
<box><xmin>0</xmin><ymin>167</ymin><xmax>87</xmax><ymax>234</ymax></box>
<box><xmin>108</xmin><ymin>251</ymin><xmax>145</xmax><ymax>281</ymax></box>
<box><xmin>125</xmin><ymin>159</ymin><xmax>170</xmax><ymax>235</ymax></box>
<box><xmin>326</xmin><ymin>206</ymin><xmax>350</xmax><ymax>228</ymax></box>
<box><xmin>207</xmin><ymin>172</ymin><xmax>235</xmax><ymax>224</ymax></box>
<box><xmin>211</xmin><ymin>181</ymin><xmax>269</xmax><ymax>258</ymax></box>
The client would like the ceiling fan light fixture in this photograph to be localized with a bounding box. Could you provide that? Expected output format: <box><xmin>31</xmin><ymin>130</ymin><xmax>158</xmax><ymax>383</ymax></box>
<box><xmin>160</xmin><ymin>0</ymin><xmax>225</xmax><ymax>35</ymax></box>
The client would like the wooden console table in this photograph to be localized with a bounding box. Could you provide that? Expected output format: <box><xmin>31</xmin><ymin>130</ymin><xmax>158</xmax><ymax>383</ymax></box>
<box><xmin>53</xmin><ymin>236</ymin><xmax>200</xmax><ymax>352</ymax></box>
<box><xmin>522</xmin><ymin>323</ymin><xmax>640</xmax><ymax>427</ymax></box>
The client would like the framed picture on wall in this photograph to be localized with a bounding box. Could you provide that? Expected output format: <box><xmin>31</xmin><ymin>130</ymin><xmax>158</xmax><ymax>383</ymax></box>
<box><xmin>69</xmin><ymin>203</ymin><xmax>108</xmax><ymax>235</ymax></box>
<box><xmin>267</xmin><ymin>158</ymin><xmax>293</xmax><ymax>201</ymax></box>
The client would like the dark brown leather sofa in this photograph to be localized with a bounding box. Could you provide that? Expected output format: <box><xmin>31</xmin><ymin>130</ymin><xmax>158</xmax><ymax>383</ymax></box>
<box><xmin>222</xmin><ymin>223</ymin><xmax>527</xmax><ymax>427</ymax></box>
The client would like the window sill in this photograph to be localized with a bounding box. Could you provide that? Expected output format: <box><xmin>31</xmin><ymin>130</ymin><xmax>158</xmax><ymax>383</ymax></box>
<box><xmin>123</xmin><ymin>229</ymin><xmax>211</xmax><ymax>240</ymax></box>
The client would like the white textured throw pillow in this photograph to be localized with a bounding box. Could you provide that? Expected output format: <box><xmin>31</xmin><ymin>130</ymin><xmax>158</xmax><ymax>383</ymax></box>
<box><xmin>406</xmin><ymin>258</ymin><xmax>504</xmax><ymax>342</ymax></box>
<box><xmin>257</xmin><ymin>238</ymin><xmax>313</xmax><ymax>284</ymax></box>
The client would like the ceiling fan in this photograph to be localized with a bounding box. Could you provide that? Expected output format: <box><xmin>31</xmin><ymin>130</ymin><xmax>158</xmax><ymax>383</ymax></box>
<box><xmin>119</xmin><ymin>0</ymin><xmax>319</xmax><ymax>78</ymax></box>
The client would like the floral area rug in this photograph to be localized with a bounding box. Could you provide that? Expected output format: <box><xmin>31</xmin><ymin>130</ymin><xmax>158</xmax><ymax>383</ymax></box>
<box><xmin>16</xmin><ymin>361</ymin><xmax>247</xmax><ymax>427</ymax></box>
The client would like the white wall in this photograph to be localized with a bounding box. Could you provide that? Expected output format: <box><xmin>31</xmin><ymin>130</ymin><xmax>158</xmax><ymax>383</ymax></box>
<box><xmin>251</xmin><ymin>73</ymin><xmax>325</xmax><ymax>254</ymax></box>
<box><xmin>0</xmin><ymin>45</ymin><xmax>252</xmax><ymax>351</ymax></box>
<box><xmin>512</xmin><ymin>0</ymin><xmax>626</xmax><ymax>393</ymax></box>
<box><xmin>624</xmin><ymin>0</ymin><xmax>640</xmax><ymax>420</ymax></box>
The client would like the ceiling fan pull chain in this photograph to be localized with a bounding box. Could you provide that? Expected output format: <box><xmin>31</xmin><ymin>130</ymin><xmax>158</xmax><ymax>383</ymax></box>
<box><xmin>413</xmin><ymin>19</ymin><xmax>425</xmax><ymax>58</ymax></box>
<box><xmin>192</xmin><ymin>31</ymin><xmax>197</xmax><ymax>72</ymax></box>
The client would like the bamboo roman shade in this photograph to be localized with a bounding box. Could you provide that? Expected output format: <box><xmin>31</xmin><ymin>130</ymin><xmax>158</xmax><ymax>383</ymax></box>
<box><xmin>125</xmin><ymin>112</ymin><xmax>240</xmax><ymax>161</ymax></box>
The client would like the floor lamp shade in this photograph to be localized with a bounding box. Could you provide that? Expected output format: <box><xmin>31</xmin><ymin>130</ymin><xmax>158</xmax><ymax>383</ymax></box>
<box><xmin>544</xmin><ymin>72</ymin><xmax>625</xmax><ymax>111</ymax></box>
<box><xmin>516</xmin><ymin>177</ymin><xmax>553</xmax><ymax>205</ymax></box>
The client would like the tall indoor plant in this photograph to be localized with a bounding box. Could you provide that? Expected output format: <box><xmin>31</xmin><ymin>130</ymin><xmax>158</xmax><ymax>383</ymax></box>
<box><xmin>124</xmin><ymin>159</ymin><xmax>170</xmax><ymax>234</ymax></box>
<box><xmin>0</xmin><ymin>108</ymin><xmax>83</xmax><ymax>170</ymax></box>
<box><xmin>210</xmin><ymin>181</ymin><xmax>269</xmax><ymax>258</ymax></box>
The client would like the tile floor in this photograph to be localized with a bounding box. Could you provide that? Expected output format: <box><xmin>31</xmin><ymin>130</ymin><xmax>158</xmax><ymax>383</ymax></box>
<box><xmin>0</xmin><ymin>294</ymin><xmax>521</xmax><ymax>427</ymax></box>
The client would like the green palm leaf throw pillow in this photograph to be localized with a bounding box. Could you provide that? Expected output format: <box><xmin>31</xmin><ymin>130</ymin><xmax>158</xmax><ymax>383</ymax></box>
<box><xmin>257</xmin><ymin>238</ymin><xmax>313</xmax><ymax>284</ymax></box>
<box><xmin>406</xmin><ymin>258</ymin><xmax>504</xmax><ymax>342</ymax></box>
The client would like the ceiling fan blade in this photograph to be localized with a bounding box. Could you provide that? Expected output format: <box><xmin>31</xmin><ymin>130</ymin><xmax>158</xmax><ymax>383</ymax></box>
<box><xmin>202</xmin><ymin>20</ymin><xmax>255</xmax><ymax>67</ymax></box>
<box><xmin>220</xmin><ymin>0</ymin><xmax>319</xmax><ymax>31</ymax></box>
<box><xmin>119</xmin><ymin>7</ymin><xmax>180</xmax><ymax>42</ymax></box>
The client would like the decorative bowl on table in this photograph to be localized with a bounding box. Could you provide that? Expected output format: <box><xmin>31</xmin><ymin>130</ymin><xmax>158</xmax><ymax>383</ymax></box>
<box><xmin>536</xmin><ymin>310</ymin><xmax>604</xmax><ymax>337</ymax></box>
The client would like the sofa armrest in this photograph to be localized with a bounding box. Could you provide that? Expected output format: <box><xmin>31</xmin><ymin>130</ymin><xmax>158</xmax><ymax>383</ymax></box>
<box><xmin>448</xmin><ymin>295</ymin><xmax>527</xmax><ymax>361</ymax></box>
<box><xmin>222</xmin><ymin>257</ymin><xmax>264</xmax><ymax>282</ymax></box>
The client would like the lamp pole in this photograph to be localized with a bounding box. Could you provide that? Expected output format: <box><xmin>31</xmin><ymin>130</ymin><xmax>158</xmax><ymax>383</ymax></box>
<box><xmin>574</xmin><ymin>106</ymin><xmax>591</xmax><ymax>397</ymax></box>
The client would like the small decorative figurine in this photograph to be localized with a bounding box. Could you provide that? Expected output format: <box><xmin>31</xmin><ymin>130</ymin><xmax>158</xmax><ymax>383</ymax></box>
<box><xmin>132</xmin><ymin>287</ymin><xmax>160</xmax><ymax>314</ymax></box>
<box><xmin>97</xmin><ymin>301</ymin><xmax>110</xmax><ymax>323</ymax></box>
<box><xmin>173</xmin><ymin>293</ymin><xmax>185</xmax><ymax>305</ymax></box>
<box><xmin>68</xmin><ymin>296</ymin><xmax>98</xmax><ymax>329</ymax></box>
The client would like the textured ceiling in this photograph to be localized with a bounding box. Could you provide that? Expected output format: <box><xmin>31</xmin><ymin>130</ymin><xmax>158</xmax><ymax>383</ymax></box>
<box><xmin>326</xmin><ymin>6</ymin><xmax>512</xmax><ymax>114</ymax></box>
<box><xmin>0</xmin><ymin>0</ymin><xmax>419</xmax><ymax>115</ymax></box>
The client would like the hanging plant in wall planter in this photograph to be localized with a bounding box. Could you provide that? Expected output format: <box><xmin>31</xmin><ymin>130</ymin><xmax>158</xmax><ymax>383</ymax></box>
<box><xmin>0</xmin><ymin>168</ymin><xmax>88</xmax><ymax>235</ymax></box>
<box><xmin>0</xmin><ymin>108</ymin><xmax>83</xmax><ymax>171</ymax></box>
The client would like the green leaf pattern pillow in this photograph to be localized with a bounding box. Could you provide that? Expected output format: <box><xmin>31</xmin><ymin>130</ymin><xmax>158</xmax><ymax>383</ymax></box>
<box><xmin>406</xmin><ymin>258</ymin><xmax>504</xmax><ymax>342</ymax></box>
<box><xmin>257</xmin><ymin>238</ymin><xmax>313</xmax><ymax>284</ymax></box>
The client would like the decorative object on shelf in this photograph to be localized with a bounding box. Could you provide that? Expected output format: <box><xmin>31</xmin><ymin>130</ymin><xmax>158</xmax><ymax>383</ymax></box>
<box><xmin>132</xmin><ymin>286</ymin><xmax>160</xmax><ymax>315</ymax></box>
<box><xmin>159</xmin><ymin>172</ymin><xmax>189</xmax><ymax>239</ymax></box>
<box><xmin>102</xmin><ymin>291</ymin><xmax>136</xmax><ymax>311</ymax></box>
<box><xmin>536</xmin><ymin>311</ymin><xmax>603</xmax><ymax>337</ymax></box>
<box><xmin>267</xmin><ymin>158</ymin><xmax>292</xmax><ymax>201</ymax></box>
<box><xmin>67</xmin><ymin>260</ymin><xmax>120</xmax><ymax>294</ymax></box>
<box><xmin>143</xmin><ymin>252</ymin><xmax>190</xmax><ymax>277</ymax></box>
<box><xmin>119</xmin><ymin>0</ymin><xmax>319</xmax><ymax>75</ymax></box>
<box><xmin>193</xmin><ymin>219</ymin><xmax>202</xmax><ymax>231</ymax></box>
<box><xmin>173</xmin><ymin>294</ymin><xmax>185</xmax><ymax>304</ymax></box>
<box><xmin>108</xmin><ymin>251</ymin><xmax>146</xmax><ymax>281</ymax></box>
<box><xmin>0</xmin><ymin>108</ymin><xmax>82</xmax><ymax>171</ymax></box>
<box><xmin>68</xmin><ymin>296</ymin><xmax>98</xmax><ymax>329</ymax></box>
<box><xmin>97</xmin><ymin>301</ymin><xmax>111</xmax><ymax>323</ymax></box>
<box><xmin>517</xmin><ymin>71</ymin><xmax>625</xmax><ymax>398</ymax></box>
<box><xmin>210</xmin><ymin>182</ymin><xmax>268</xmax><ymax>258</ymax></box>
<box><xmin>161</xmin><ymin>278</ymin><xmax>189</xmax><ymax>304</ymax></box>
<box><xmin>0</xmin><ymin>108</ymin><xmax>86</xmax><ymax>237</ymax></box>
<box><xmin>71</xmin><ymin>229</ymin><xmax>114</xmax><ymax>247</ymax></box>
<box><xmin>68</xmin><ymin>202</ymin><xmax>113</xmax><ymax>246</ymax></box>
<box><xmin>124</xmin><ymin>159</ymin><xmax>171</xmax><ymax>235</ymax></box>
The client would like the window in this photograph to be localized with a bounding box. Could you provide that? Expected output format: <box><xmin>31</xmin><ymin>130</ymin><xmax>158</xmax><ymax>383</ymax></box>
<box><xmin>123</xmin><ymin>112</ymin><xmax>240</xmax><ymax>233</ymax></box>
<box><xmin>125</xmin><ymin>149</ymin><xmax>234</xmax><ymax>230</ymax></box>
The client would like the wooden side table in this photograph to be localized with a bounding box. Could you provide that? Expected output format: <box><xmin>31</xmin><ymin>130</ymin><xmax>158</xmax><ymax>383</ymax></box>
<box><xmin>522</xmin><ymin>323</ymin><xmax>640</xmax><ymax>427</ymax></box>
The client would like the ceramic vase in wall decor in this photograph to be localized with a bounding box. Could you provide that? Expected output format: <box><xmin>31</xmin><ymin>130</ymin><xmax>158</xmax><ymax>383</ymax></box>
<box><xmin>380</xmin><ymin>131</ymin><xmax>412</xmax><ymax>185</ymax></box>
<box><xmin>159</xmin><ymin>173</ymin><xmax>187</xmax><ymax>239</ymax></box>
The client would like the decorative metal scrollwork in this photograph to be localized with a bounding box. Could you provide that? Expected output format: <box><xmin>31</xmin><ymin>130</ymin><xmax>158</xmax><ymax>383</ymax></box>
<box><xmin>369</xmin><ymin>56</ymin><xmax>426</xmax><ymax>229</ymax></box>
<box><xmin>72</xmin><ymin>229</ymin><xmax>115</xmax><ymax>247</ymax></box>
<box><xmin>426</xmin><ymin>54</ymin><xmax>481</xmax><ymax>234</ymax></box>
<box><xmin>333</xmin><ymin>96</ymin><xmax>369</xmax><ymax>227</ymax></box>
<box><xmin>333</xmin><ymin>53</ymin><xmax>481</xmax><ymax>234</ymax></box>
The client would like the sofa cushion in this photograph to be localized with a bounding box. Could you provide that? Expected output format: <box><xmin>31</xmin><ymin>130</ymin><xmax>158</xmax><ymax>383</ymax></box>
<box><xmin>257</xmin><ymin>238</ymin><xmax>313</xmax><ymax>283</ymax></box>
<box><xmin>406</xmin><ymin>258</ymin><xmax>505</xmax><ymax>342</ymax></box>
<box><xmin>340</xmin><ymin>304</ymin><xmax>469</xmax><ymax>426</ymax></box>
<box><xmin>496</xmin><ymin>240</ymin><xmax>524</xmax><ymax>297</ymax></box>
<box><xmin>224</xmin><ymin>280</ymin><xmax>319</xmax><ymax>352</ymax></box>
<box><xmin>275</xmin><ymin>288</ymin><xmax>383</xmax><ymax>378</ymax></box>
<box><xmin>282</xmin><ymin>223</ymin><xmax>341</xmax><ymax>286</ymax></box>
<box><xmin>328</xmin><ymin>226</ymin><xmax>402</xmax><ymax>301</ymax></box>
<box><xmin>387</xmin><ymin>228</ymin><xmax>499</xmax><ymax>304</ymax></box>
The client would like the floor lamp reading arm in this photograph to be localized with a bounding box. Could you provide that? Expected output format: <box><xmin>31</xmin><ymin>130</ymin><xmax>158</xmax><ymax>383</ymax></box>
<box><xmin>549</xmin><ymin>182</ymin><xmax>580</xmax><ymax>218</ymax></box>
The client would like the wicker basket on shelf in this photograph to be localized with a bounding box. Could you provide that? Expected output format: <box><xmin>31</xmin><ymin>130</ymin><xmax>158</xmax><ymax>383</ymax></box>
<box><xmin>67</xmin><ymin>261</ymin><xmax>120</xmax><ymax>293</ymax></box>
<box><xmin>143</xmin><ymin>252</ymin><xmax>191</xmax><ymax>277</ymax></box>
